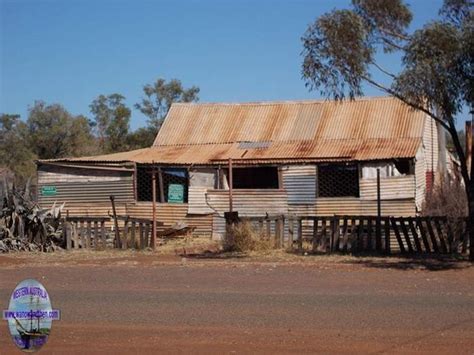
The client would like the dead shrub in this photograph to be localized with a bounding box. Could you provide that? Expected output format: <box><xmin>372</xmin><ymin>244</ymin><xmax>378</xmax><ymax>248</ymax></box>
<box><xmin>223</xmin><ymin>221</ymin><xmax>272</xmax><ymax>252</ymax></box>
<box><xmin>422</xmin><ymin>177</ymin><xmax>467</xmax><ymax>242</ymax></box>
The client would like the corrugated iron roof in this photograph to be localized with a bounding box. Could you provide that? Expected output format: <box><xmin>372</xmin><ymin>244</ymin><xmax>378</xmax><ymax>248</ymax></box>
<box><xmin>40</xmin><ymin>97</ymin><xmax>427</xmax><ymax>165</ymax></box>
<box><xmin>153</xmin><ymin>96</ymin><xmax>425</xmax><ymax>146</ymax></box>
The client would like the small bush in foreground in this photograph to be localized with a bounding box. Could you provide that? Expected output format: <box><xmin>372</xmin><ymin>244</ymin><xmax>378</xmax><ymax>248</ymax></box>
<box><xmin>223</xmin><ymin>221</ymin><xmax>272</xmax><ymax>252</ymax></box>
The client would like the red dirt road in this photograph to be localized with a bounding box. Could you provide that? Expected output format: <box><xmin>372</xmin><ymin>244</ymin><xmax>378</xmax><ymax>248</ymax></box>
<box><xmin>0</xmin><ymin>253</ymin><xmax>473</xmax><ymax>354</ymax></box>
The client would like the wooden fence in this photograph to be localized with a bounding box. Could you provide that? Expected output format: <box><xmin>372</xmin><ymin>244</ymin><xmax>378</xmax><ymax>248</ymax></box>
<box><xmin>238</xmin><ymin>215</ymin><xmax>469</xmax><ymax>255</ymax></box>
<box><xmin>115</xmin><ymin>215</ymin><xmax>163</xmax><ymax>250</ymax></box>
<box><xmin>62</xmin><ymin>216</ymin><xmax>159</xmax><ymax>250</ymax></box>
<box><xmin>63</xmin><ymin>216</ymin><xmax>110</xmax><ymax>250</ymax></box>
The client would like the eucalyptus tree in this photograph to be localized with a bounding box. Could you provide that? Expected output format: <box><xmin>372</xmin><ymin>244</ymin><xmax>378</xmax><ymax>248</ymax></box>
<box><xmin>301</xmin><ymin>0</ymin><xmax>473</xmax><ymax>259</ymax></box>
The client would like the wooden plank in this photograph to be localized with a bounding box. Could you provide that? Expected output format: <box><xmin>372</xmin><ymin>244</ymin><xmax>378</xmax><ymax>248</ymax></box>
<box><xmin>66</xmin><ymin>216</ymin><xmax>110</xmax><ymax>223</ymax></box>
<box><xmin>86</xmin><ymin>221</ymin><xmax>92</xmax><ymax>249</ymax></box>
<box><xmin>312</xmin><ymin>218</ymin><xmax>319</xmax><ymax>252</ymax></box>
<box><xmin>79</xmin><ymin>221</ymin><xmax>86</xmax><ymax>249</ymax></box>
<box><xmin>297</xmin><ymin>218</ymin><xmax>303</xmax><ymax>253</ymax></box>
<box><xmin>341</xmin><ymin>217</ymin><xmax>349</xmax><ymax>252</ymax></box>
<box><xmin>266</xmin><ymin>220</ymin><xmax>271</xmax><ymax>241</ymax></box>
<box><xmin>94</xmin><ymin>221</ymin><xmax>99</xmax><ymax>250</ymax></box>
<box><xmin>320</xmin><ymin>217</ymin><xmax>327</xmax><ymax>252</ymax></box>
<box><xmin>122</xmin><ymin>219</ymin><xmax>129</xmax><ymax>249</ymax></box>
<box><xmin>131</xmin><ymin>221</ymin><xmax>136</xmax><ymax>249</ymax></box>
<box><xmin>348</xmin><ymin>218</ymin><xmax>356</xmax><ymax>252</ymax></box>
<box><xmin>332</xmin><ymin>216</ymin><xmax>340</xmax><ymax>253</ymax></box>
<box><xmin>407</xmin><ymin>217</ymin><xmax>422</xmax><ymax>253</ymax></box>
<box><xmin>425</xmin><ymin>217</ymin><xmax>440</xmax><ymax>253</ymax></box>
<box><xmin>277</xmin><ymin>218</ymin><xmax>284</xmax><ymax>249</ymax></box>
<box><xmin>144</xmin><ymin>223</ymin><xmax>150</xmax><ymax>248</ymax></box>
<box><xmin>101</xmin><ymin>221</ymin><xmax>107</xmax><ymax>249</ymax></box>
<box><xmin>73</xmin><ymin>222</ymin><xmax>79</xmax><ymax>249</ymax></box>
<box><xmin>399</xmin><ymin>218</ymin><xmax>414</xmax><ymax>253</ymax></box>
<box><xmin>384</xmin><ymin>217</ymin><xmax>391</xmax><ymax>254</ymax></box>
<box><xmin>416</xmin><ymin>217</ymin><xmax>431</xmax><ymax>253</ymax></box>
<box><xmin>433</xmin><ymin>217</ymin><xmax>448</xmax><ymax>253</ymax></box>
<box><xmin>64</xmin><ymin>222</ymin><xmax>72</xmax><ymax>250</ymax></box>
<box><xmin>442</xmin><ymin>217</ymin><xmax>454</xmax><ymax>253</ymax></box>
<box><xmin>390</xmin><ymin>217</ymin><xmax>405</xmax><ymax>253</ymax></box>
<box><xmin>375</xmin><ymin>216</ymin><xmax>382</xmax><ymax>252</ymax></box>
<box><xmin>288</xmin><ymin>217</ymin><xmax>294</xmax><ymax>250</ymax></box>
<box><xmin>139</xmin><ymin>223</ymin><xmax>145</xmax><ymax>249</ymax></box>
<box><xmin>366</xmin><ymin>217</ymin><xmax>373</xmax><ymax>251</ymax></box>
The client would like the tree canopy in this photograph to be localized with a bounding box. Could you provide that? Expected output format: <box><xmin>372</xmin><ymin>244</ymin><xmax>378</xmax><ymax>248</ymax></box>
<box><xmin>135</xmin><ymin>78</ymin><xmax>200</xmax><ymax>132</ymax></box>
<box><xmin>302</xmin><ymin>0</ymin><xmax>473</xmax><ymax>259</ymax></box>
<box><xmin>90</xmin><ymin>94</ymin><xmax>131</xmax><ymax>153</ymax></box>
<box><xmin>26</xmin><ymin>101</ymin><xmax>97</xmax><ymax>159</ymax></box>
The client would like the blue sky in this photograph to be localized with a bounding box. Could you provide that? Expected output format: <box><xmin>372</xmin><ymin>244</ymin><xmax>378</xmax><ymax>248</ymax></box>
<box><xmin>1</xmin><ymin>0</ymin><xmax>463</xmax><ymax>130</ymax></box>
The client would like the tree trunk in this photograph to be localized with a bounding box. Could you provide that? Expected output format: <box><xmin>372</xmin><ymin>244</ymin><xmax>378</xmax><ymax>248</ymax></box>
<box><xmin>469</xmin><ymin>179</ymin><xmax>474</xmax><ymax>261</ymax></box>
<box><xmin>447</xmin><ymin>123</ymin><xmax>472</xmax><ymax>261</ymax></box>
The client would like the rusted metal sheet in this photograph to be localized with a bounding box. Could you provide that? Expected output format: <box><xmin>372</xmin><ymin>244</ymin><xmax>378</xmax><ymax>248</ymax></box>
<box><xmin>125</xmin><ymin>202</ymin><xmax>213</xmax><ymax>237</ymax></box>
<box><xmin>154</xmin><ymin>97</ymin><xmax>425</xmax><ymax>146</ymax></box>
<box><xmin>289</xmin><ymin>198</ymin><xmax>416</xmax><ymax>217</ymax></box>
<box><xmin>37</xmin><ymin>165</ymin><xmax>134</xmax><ymax>206</ymax></box>
<box><xmin>415</xmin><ymin>147</ymin><xmax>427</xmax><ymax>210</ymax></box>
<box><xmin>188</xmin><ymin>187</ymin><xmax>215</xmax><ymax>215</ymax></box>
<box><xmin>41</xmin><ymin>97</ymin><xmax>428</xmax><ymax>165</ymax></box>
<box><xmin>45</xmin><ymin>137</ymin><xmax>422</xmax><ymax>166</ymax></box>
<box><xmin>423</xmin><ymin>116</ymin><xmax>439</xmax><ymax>172</ymax></box>
<box><xmin>359</xmin><ymin>175</ymin><xmax>415</xmax><ymax>200</ymax></box>
<box><xmin>281</xmin><ymin>165</ymin><xmax>316</xmax><ymax>205</ymax></box>
<box><xmin>206</xmin><ymin>189</ymin><xmax>288</xmax><ymax>217</ymax></box>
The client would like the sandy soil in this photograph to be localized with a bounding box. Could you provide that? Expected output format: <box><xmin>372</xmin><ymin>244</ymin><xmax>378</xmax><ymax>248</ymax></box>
<box><xmin>0</xmin><ymin>250</ymin><xmax>473</xmax><ymax>354</ymax></box>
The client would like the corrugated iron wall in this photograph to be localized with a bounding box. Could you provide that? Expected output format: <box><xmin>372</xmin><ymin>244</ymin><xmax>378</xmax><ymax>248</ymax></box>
<box><xmin>206</xmin><ymin>189</ymin><xmax>288</xmax><ymax>217</ymax></box>
<box><xmin>415</xmin><ymin>147</ymin><xmax>427</xmax><ymax>210</ymax></box>
<box><xmin>281</xmin><ymin>165</ymin><xmax>316</xmax><ymax>204</ymax></box>
<box><xmin>37</xmin><ymin>165</ymin><xmax>134</xmax><ymax>206</ymax></box>
<box><xmin>289</xmin><ymin>198</ymin><xmax>416</xmax><ymax>217</ymax></box>
<box><xmin>359</xmin><ymin>175</ymin><xmax>415</xmax><ymax>200</ymax></box>
<box><xmin>125</xmin><ymin>202</ymin><xmax>213</xmax><ymax>237</ymax></box>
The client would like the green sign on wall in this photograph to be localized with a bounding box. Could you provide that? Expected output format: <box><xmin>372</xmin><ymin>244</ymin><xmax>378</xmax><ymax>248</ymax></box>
<box><xmin>168</xmin><ymin>184</ymin><xmax>184</xmax><ymax>203</ymax></box>
<box><xmin>41</xmin><ymin>186</ymin><xmax>57</xmax><ymax>196</ymax></box>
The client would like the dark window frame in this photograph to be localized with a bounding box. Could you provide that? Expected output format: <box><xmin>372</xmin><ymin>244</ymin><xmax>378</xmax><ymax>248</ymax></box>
<box><xmin>317</xmin><ymin>163</ymin><xmax>360</xmax><ymax>198</ymax></box>
<box><xmin>223</xmin><ymin>166</ymin><xmax>280</xmax><ymax>189</ymax></box>
<box><xmin>136</xmin><ymin>166</ymin><xmax>189</xmax><ymax>203</ymax></box>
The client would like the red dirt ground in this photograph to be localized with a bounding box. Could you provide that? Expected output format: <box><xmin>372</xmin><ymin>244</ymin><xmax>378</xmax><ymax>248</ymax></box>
<box><xmin>0</xmin><ymin>251</ymin><xmax>473</xmax><ymax>354</ymax></box>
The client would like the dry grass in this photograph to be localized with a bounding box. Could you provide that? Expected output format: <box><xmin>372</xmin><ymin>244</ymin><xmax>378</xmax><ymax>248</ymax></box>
<box><xmin>223</xmin><ymin>221</ymin><xmax>273</xmax><ymax>252</ymax></box>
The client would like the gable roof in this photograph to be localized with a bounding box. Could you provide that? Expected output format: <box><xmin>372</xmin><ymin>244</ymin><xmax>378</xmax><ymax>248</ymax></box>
<box><xmin>39</xmin><ymin>96</ymin><xmax>427</xmax><ymax>165</ymax></box>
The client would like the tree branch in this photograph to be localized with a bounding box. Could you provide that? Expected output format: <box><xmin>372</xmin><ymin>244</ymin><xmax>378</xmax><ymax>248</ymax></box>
<box><xmin>381</xmin><ymin>37</ymin><xmax>405</xmax><ymax>51</ymax></box>
<box><xmin>370</xmin><ymin>61</ymin><xmax>397</xmax><ymax>79</ymax></box>
<box><xmin>379</xmin><ymin>28</ymin><xmax>410</xmax><ymax>41</ymax></box>
<box><xmin>361</xmin><ymin>75</ymin><xmax>451</xmax><ymax>133</ymax></box>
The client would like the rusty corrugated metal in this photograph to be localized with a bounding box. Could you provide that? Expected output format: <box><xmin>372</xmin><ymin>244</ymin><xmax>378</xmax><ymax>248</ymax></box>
<box><xmin>41</xmin><ymin>97</ymin><xmax>427</xmax><ymax>165</ymax></box>
<box><xmin>359</xmin><ymin>175</ymin><xmax>415</xmax><ymax>200</ymax></box>
<box><xmin>154</xmin><ymin>97</ymin><xmax>425</xmax><ymax>145</ymax></box>
<box><xmin>37</xmin><ymin>165</ymin><xmax>135</xmax><ymax>206</ymax></box>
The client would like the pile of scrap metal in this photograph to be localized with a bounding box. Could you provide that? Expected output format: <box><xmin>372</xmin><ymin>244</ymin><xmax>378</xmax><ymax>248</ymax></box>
<box><xmin>0</xmin><ymin>179</ymin><xmax>64</xmax><ymax>252</ymax></box>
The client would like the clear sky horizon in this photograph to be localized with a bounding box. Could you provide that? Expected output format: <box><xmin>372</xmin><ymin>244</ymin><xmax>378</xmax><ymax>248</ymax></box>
<box><xmin>1</xmin><ymin>0</ymin><xmax>467</xmax><ymax>130</ymax></box>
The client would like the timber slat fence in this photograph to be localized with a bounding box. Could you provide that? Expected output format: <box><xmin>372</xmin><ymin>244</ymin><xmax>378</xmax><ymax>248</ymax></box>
<box><xmin>240</xmin><ymin>215</ymin><xmax>469</xmax><ymax>255</ymax></box>
<box><xmin>63</xmin><ymin>216</ymin><xmax>110</xmax><ymax>250</ymax></box>
<box><xmin>62</xmin><ymin>216</ymin><xmax>159</xmax><ymax>250</ymax></box>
